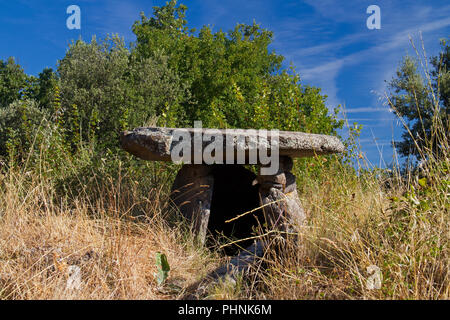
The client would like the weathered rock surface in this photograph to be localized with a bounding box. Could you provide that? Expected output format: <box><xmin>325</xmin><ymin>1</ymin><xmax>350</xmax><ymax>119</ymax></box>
<box><xmin>170</xmin><ymin>164</ymin><xmax>214</xmax><ymax>245</ymax></box>
<box><xmin>181</xmin><ymin>241</ymin><xmax>264</xmax><ymax>299</ymax></box>
<box><xmin>258</xmin><ymin>156</ymin><xmax>306</xmax><ymax>233</ymax></box>
<box><xmin>120</xmin><ymin>127</ymin><xmax>345</xmax><ymax>163</ymax></box>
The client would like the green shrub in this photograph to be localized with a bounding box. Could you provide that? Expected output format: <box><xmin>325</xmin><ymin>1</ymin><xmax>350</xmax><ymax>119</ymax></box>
<box><xmin>0</xmin><ymin>99</ymin><xmax>47</xmax><ymax>159</ymax></box>
<box><xmin>132</xmin><ymin>0</ymin><xmax>343</xmax><ymax>134</ymax></box>
<box><xmin>57</xmin><ymin>35</ymin><xmax>187</xmax><ymax>151</ymax></box>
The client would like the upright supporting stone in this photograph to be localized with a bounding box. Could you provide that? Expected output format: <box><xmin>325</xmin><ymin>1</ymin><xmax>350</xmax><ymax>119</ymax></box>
<box><xmin>170</xmin><ymin>164</ymin><xmax>214</xmax><ymax>245</ymax></box>
<box><xmin>257</xmin><ymin>156</ymin><xmax>306</xmax><ymax>236</ymax></box>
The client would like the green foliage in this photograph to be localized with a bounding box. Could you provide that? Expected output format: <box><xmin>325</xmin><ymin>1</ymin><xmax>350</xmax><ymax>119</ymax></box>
<box><xmin>0</xmin><ymin>58</ymin><xmax>57</xmax><ymax>111</ymax></box>
<box><xmin>132</xmin><ymin>0</ymin><xmax>343</xmax><ymax>134</ymax></box>
<box><xmin>430</xmin><ymin>39</ymin><xmax>450</xmax><ymax>111</ymax></box>
<box><xmin>0</xmin><ymin>99</ymin><xmax>47</xmax><ymax>158</ymax></box>
<box><xmin>388</xmin><ymin>38</ymin><xmax>450</xmax><ymax>159</ymax></box>
<box><xmin>33</xmin><ymin>68</ymin><xmax>58</xmax><ymax>110</ymax></box>
<box><xmin>1</xmin><ymin>1</ymin><xmax>343</xmax><ymax>167</ymax></box>
<box><xmin>0</xmin><ymin>58</ymin><xmax>62</xmax><ymax>161</ymax></box>
<box><xmin>386</xmin><ymin>158</ymin><xmax>449</xmax><ymax>251</ymax></box>
<box><xmin>0</xmin><ymin>58</ymin><xmax>29</xmax><ymax>108</ymax></box>
<box><xmin>154</xmin><ymin>252</ymin><xmax>171</xmax><ymax>286</ymax></box>
<box><xmin>57</xmin><ymin>35</ymin><xmax>129</xmax><ymax>150</ymax></box>
<box><xmin>57</xmin><ymin>35</ymin><xmax>186</xmax><ymax>151</ymax></box>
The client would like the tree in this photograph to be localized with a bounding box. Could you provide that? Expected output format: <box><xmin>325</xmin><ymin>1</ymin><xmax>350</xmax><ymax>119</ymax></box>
<box><xmin>0</xmin><ymin>99</ymin><xmax>47</xmax><ymax>158</ymax></box>
<box><xmin>132</xmin><ymin>0</ymin><xmax>343</xmax><ymax>134</ymax></box>
<box><xmin>0</xmin><ymin>59</ymin><xmax>56</xmax><ymax>158</ymax></box>
<box><xmin>0</xmin><ymin>57</ymin><xmax>29</xmax><ymax>108</ymax></box>
<box><xmin>430</xmin><ymin>40</ymin><xmax>450</xmax><ymax>112</ymax></box>
<box><xmin>0</xmin><ymin>58</ymin><xmax>58</xmax><ymax>111</ymax></box>
<box><xmin>388</xmin><ymin>39</ymin><xmax>449</xmax><ymax>159</ymax></box>
<box><xmin>57</xmin><ymin>35</ymin><xmax>186</xmax><ymax>150</ymax></box>
<box><xmin>34</xmin><ymin>68</ymin><xmax>58</xmax><ymax>110</ymax></box>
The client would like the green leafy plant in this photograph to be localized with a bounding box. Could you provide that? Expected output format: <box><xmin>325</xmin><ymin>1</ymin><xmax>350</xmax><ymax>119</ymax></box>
<box><xmin>154</xmin><ymin>252</ymin><xmax>170</xmax><ymax>286</ymax></box>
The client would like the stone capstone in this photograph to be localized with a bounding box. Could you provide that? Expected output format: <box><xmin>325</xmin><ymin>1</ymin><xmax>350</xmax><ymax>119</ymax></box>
<box><xmin>120</xmin><ymin>127</ymin><xmax>345</xmax><ymax>163</ymax></box>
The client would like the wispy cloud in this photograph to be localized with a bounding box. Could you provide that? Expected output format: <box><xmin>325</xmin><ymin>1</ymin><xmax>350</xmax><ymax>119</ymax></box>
<box><xmin>88</xmin><ymin>0</ymin><xmax>144</xmax><ymax>42</ymax></box>
<box><xmin>344</xmin><ymin>107</ymin><xmax>391</xmax><ymax>113</ymax></box>
<box><xmin>280</xmin><ymin>2</ymin><xmax>450</xmax><ymax>118</ymax></box>
<box><xmin>348</xmin><ymin>118</ymin><xmax>393</xmax><ymax>121</ymax></box>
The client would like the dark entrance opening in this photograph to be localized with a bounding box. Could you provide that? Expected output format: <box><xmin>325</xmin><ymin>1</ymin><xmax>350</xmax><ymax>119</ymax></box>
<box><xmin>208</xmin><ymin>165</ymin><xmax>262</xmax><ymax>255</ymax></box>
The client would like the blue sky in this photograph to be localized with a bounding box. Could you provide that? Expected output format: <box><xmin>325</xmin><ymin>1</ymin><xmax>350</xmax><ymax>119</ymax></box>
<box><xmin>1</xmin><ymin>0</ymin><xmax>449</xmax><ymax>167</ymax></box>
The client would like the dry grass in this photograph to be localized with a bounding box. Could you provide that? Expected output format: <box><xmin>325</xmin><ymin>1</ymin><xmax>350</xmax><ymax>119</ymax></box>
<box><xmin>0</xmin><ymin>166</ymin><xmax>222</xmax><ymax>299</ymax></box>
<box><xmin>223</xmin><ymin>159</ymin><xmax>448</xmax><ymax>300</ymax></box>
<box><xmin>0</xmin><ymin>111</ymin><xmax>448</xmax><ymax>300</ymax></box>
<box><xmin>1</xmin><ymin>147</ymin><xmax>446</xmax><ymax>300</ymax></box>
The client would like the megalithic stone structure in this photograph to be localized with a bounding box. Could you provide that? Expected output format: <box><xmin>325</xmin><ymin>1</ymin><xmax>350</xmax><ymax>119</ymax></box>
<box><xmin>120</xmin><ymin>126</ymin><xmax>345</xmax><ymax>295</ymax></box>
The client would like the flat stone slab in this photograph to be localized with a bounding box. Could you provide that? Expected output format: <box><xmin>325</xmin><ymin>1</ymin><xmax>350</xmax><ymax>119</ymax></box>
<box><xmin>120</xmin><ymin>127</ymin><xmax>344</xmax><ymax>163</ymax></box>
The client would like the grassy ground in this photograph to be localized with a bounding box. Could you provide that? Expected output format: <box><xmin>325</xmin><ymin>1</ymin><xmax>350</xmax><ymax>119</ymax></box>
<box><xmin>0</xmin><ymin>161</ymin><xmax>222</xmax><ymax>299</ymax></box>
<box><xmin>0</xmin><ymin>140</ymin><xmax>447</xmax><ymax>299</ymax></box>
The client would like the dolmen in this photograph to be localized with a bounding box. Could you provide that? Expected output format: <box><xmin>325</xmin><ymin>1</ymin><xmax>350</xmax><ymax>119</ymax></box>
<box><xmin>120</xmin><ymin>126</ymin><xmax>344</xmax><ymax>297</ymax></box>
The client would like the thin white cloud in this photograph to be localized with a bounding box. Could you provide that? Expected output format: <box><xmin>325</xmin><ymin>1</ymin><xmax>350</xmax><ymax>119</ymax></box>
<box><xmin>344</xmin><ymin>107</ymin><xmax>390</xmax><ymax>113</ymax></box>
<box><xmin>90</xmin><ymin>0</ymin><xmax>143</xmax><ymax>42</ymax></box>
<box><xmin>348</xmin><ymin>118</ymin><xmax>393</xmax><ymax>121</ymax></box>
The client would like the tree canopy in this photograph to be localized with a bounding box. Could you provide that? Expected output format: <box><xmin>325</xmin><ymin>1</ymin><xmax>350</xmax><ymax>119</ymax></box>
<box><xmin>388</xmin><ymin>39</ymin><xmax>449</xmax><ymax>160</ymax></box>
<box><xmin>132</xmin><ymin>0</ymin><xmax>342</xmax><ymax>133</ymax></box>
